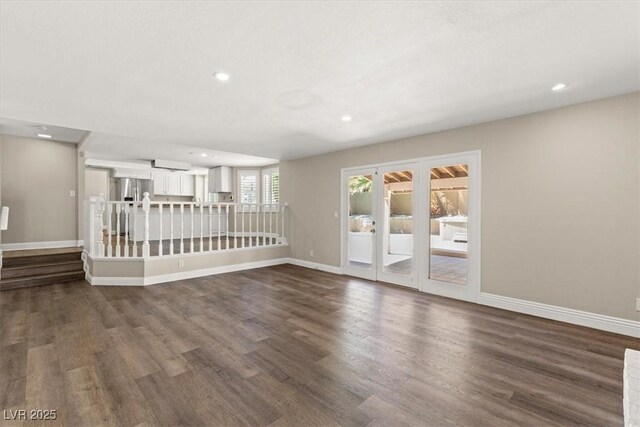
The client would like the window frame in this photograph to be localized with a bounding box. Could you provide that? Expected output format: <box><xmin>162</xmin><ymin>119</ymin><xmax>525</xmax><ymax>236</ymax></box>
<box><xmin>261</xmin><ymin>167</ymin><xmax>280</xmax><ymax>207</ymax></box>
<box><xmin>237</xmin><ymin>169</ymin><xmax>260</xmax><ymax>208</ymax></box>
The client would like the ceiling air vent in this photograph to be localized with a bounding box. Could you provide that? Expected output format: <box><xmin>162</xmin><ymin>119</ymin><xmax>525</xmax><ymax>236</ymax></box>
<box><xmin>151</xmin><ymin>159</ymin><xmax>191</xmax><ymax>171</ymax></box>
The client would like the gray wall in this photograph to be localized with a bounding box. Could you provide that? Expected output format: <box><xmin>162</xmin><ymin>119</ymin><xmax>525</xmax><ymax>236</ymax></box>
<box><xmin>1</xmin><ymin>135</ymin><xmax>79</xmax><ymax>244</ymax></box>
<box><xmin>280</xmin><ymin>92</ymin><xmax>640</xmax><ymax>321</ymax></box>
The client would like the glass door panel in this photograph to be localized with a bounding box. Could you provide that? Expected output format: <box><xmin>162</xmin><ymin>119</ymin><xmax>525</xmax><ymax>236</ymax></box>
<box><xmin>343</xmin><ymin>168</ymin><xmax>377</xmax><ymax>280</ymax></box>
<box><xmin>429</xmin><ymin>164</ymin><xmax>468</xmax><ymax>285</ymax></box>
<box><xmin>381</xmin><ymin>170</ymin><xmax>414</xmax><ymax>277</ymax></box>
<box><xmin>376</xmin><ymin>163</ymin><xmax>418</xmax><ymax>288</ymax></box>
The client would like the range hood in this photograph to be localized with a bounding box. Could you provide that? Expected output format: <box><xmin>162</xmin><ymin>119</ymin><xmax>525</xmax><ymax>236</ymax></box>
<box><xmin>151</xmin><ymin>159</ymin><xmax>191</xmax><ymax>171</ymax></box>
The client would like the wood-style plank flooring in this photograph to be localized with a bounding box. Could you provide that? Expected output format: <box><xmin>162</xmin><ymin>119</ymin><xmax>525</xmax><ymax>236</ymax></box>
<box><xmin>0</xmin><ymin>264</ymin><xmax>637</xmax><ymax>426</ymax></box>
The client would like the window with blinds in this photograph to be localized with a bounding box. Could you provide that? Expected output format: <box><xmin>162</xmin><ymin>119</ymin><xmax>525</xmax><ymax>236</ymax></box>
<box><xmin>238</xmin><ymin>170</ymin><xmax>259</xmax><ymax>204</ymax></box>
<box><xmin>262</xmin><ymin>168</ymin><xmax>280</xmax><ymax>205</ymax></box>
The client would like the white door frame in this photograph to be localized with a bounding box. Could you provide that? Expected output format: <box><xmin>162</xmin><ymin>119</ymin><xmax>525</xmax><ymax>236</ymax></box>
<box><xmin>341</xmin><ymin>150</ymin><xmax>481</xmax><ymax>302</ymax></box>
<box><xmin>419</xmin><ymin>151</ymin><xmax>481</xmax><ymax>302</ymax></box>
<box><xmin>341</xmin><ymin>166</ymin><xmax>378</xmax><ymax>281</ymax></box>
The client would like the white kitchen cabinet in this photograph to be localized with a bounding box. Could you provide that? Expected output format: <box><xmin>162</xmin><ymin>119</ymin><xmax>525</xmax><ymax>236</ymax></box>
<box><xmin>208</xmin><ymin>166</ymin><xmax>232</xmax><ymax>193</ymax></box>
<box><xmin>166</xmin><ymin>175</ymin><xmax>180</xmax><ymax>195</ymax></box>
<box><xmin>153</xmin><ymin>173</ymin><xmax>189</xmax><ymax>196</ymax></box>
<box><xmin>180</xmin><ymin>175</ymin><xmax>194</xmax><ymax>196</ymax></box>
<box><xmin>153</xmin><ymin>173</ymin><xmax>167</xmax><ymax>195</ymax></box>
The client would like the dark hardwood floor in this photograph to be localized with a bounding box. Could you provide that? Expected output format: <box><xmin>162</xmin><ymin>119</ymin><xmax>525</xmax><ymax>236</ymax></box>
<box><xmin>0</xmin><ymin>264</ymin><xmax>637</xmax><ymax>426</ymax></box>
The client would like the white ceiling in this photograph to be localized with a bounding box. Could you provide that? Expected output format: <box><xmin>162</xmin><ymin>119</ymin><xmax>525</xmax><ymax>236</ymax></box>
<box><xmin>1</xmin><ymin>1</ymin><xmax>638</xmax><ymax>160</ymax></box>
<box><xmin>83</xmin><ymin>132</ymin><xmax>277</xmax><ymax>168</ymax></box>
<box><xmin>0</xmin><ymin>117</ymin><xmax>88</xmax><ymax>144</ymax></box>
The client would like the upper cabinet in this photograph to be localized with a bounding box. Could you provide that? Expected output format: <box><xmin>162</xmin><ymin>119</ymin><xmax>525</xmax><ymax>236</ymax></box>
<box><xmin>153</xmin><ymin>174</ymin><xmax>167</xmax><ymax>195</ymax></box>
<box><xmin>113</xmin><ymin>168</ymin><xmax>152</xmax><ymax>180</ymax></box>
<box><xmin>208</xmin><ymin>166</ymin><xmax>232</xmax><ymax>193</ymax></box>
<box><xmin>179</xmin><ymin>175</ymin><xmax>194</xmax><ymax>196</ymax></box>
<box><xmin>153</xmin><ymin>173</ymin><xmax>195</xmax><ymax>197</ymax></box>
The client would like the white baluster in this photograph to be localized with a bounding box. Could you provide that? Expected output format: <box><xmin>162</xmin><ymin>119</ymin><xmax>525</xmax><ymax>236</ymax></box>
<box><xmin>225</xmin><ymin>205</ymin><xmax>230</xmax><ymax>250</ymax></box>
<box><xmin>132</xmin><ymin>203</ymin><xmax>137</xmax><ymax>256</ymax></box>
<box><xmin>241</xmin><ymin>205</ymin><xmax>245</xmax><ymax>248</ymax></box>
<box><xmin>106</xmin><ymin>204</ymin><xmax>113</xmax><ymax>257</ymax></box>
<box><xmin>158</xmin><ymin>203</ymin><xmax>163</xmax><ymax>256</ymax></box>
<box><xmin>169</xmin><ymin>204</ymin><xmax>174</xmax><ymax>255</ymax></box>
<box><xmin>88</xmin><ymin>197</ymin><xmax>96</xmax><ymax>257</ymax></box>
<box><xmin>115</xmin><ymin>204</ymin><xmax>122</xmax><ymax>257</ymax></box>
<box><xmin>269</xmin><ymin>204</ymin><xmax>273</xmax><ymax>245</ymax></box>
<box><xmin>217</xmin><ymin>204</ymin><xmax>221</xmax><ymax>251</ymax></box>
<box><xmin>180</xmin><ymin>204</ymin><xmax>184</xmax><ymax>254</ymax></box>
<box><xmin>262</xmin><ymin>204</ymin><xmax>266</xmax><ymax>246</ymax></box>
<box><xmin>124</xmin><ymin>204</ymin><xmax>130</xmax><ymax>257</ymax></box>
<box><xmin>200</xmin><ymin>204</ymin><xmax>204</xmax><ymax>252</ymax></box>
<box><xmin>190</xmin><ymin>204</ymin><xmax>194</xmax><ymax>253</ymax></box>
<box><xmin>249</xmin><ymin>204</ymin><xmax>253</xmax><ymax>248</ymax></box>
<box><xmin>233</xmin><ymin>205</ymin><xmax>237</xmax><ymax>249</ymax></box>
<box><xmin>275</xmin><ymin>204</ymin><xmax>279</xmax><ymax>245</ymax></box>
<box><xmin>209</xmin><ymin>204</ymin><xmax>213</xmax><ymax>252</ymax></box>
<box><xmin>142</xmin><ymin>192</ymin><xmax>151</xmax><ymax>258</ymax></box>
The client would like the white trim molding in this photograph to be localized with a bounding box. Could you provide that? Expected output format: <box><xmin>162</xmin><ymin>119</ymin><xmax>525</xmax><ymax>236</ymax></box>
<box><xmin>0</xmin><ymin>240</ymin><xmax>82</xmax><ymax>251</ymax></box>
<box><xmin>286</xmin><ymin>258</ymin><xmax>344</xmax><ymax>275</ymax></box>
<box><xmin>478</xmin><ymin>293</ymin><xmax>640</xmax><ymax>338</ymax></box>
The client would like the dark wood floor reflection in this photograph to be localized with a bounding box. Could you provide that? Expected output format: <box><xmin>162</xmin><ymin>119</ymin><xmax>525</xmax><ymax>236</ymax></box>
<box><xmin>0</xmin><ymin>265</ymin><xmax>636</xmax><ymax>426</ymax></box>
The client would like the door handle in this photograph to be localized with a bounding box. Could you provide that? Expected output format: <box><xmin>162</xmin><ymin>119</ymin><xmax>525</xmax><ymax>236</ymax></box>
<box><xmin>371</xmin><ymin>229</ymin><xmax>376</xmax><ymax>233</ymax></box>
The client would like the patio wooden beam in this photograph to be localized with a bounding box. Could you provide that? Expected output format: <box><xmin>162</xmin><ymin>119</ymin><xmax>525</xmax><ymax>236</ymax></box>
<box><xmin>442</xmin><ymin>167</ymin><xmax>456</xmax><ymax>178</ymax></box>
<box><xmin>397</xmin><ymin>171</ymin><xmax>413</xmax><ymax>181</ymax></box>
<box><xmin>385</xmin><ymin>173</ymin><xmax>401</xmax><ymax>182</ymax></box>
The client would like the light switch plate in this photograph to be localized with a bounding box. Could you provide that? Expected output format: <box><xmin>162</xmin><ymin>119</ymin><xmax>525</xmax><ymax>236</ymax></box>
<box><xmin>636</xmin><ymin>297</ymin><xmax>640</xmax><ymax>312</ymax></box>
<box><xmin>69</xmin><ymin>190</ymin><xmax>76</xmax><ymax>197</ymax></box>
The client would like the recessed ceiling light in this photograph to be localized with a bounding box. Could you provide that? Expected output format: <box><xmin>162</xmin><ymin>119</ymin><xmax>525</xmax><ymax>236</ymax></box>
<box><xmin>37</xmin><ymin>133</ymin><xmax>52</xmax><ymax>139</ymax></box>
<box><xmin>551</xmin><ymin>83</ymin><xmax>567</xmax><ymax>92</ymax></box>
<box><xmin>214</xmin><ymin>155</ymin><xmax>218</xmax><ymax>159</ymax></box>
<box><xmin>341</xmin><ymin>115</ymin><xmax>352</xmax><ymax>122</ymax></box>
<box><xmin>213</xmin><ymin>72</ymin><xmax>230</xmax><ymax>82</ymax></box>
<box><xmin>200</xmin><ymin>153</ymin><xmax>208</xmax><ymax>157</ymax></box>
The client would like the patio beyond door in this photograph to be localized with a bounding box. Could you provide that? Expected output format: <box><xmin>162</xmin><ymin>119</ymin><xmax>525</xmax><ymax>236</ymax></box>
<box><xmin>342</xmin><ymin>163</ymin><xmax>419</xmax><ymax>288</ymax></box>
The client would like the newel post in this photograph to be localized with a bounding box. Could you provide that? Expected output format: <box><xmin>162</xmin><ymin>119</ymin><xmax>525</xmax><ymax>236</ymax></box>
<box><xmin>92</xmin><ymin>194</ymin><xmax>105</xmax><ymax>257</ymax></box>
<box><xmin>142</xmin><ymin>192</ymin><xmax>151</xmax><ymax>258</ymax></box>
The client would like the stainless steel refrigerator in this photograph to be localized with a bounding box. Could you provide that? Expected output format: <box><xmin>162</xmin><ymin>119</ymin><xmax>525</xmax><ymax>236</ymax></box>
<box><xmin>115</xmin><ymin>178</ymin><xmax>154</xmax><ymax>202</ymax></box>
<box><xmin>115</xmin><ymin>178</ymin><xmax>153</xmax><ymax>235</ymax></box>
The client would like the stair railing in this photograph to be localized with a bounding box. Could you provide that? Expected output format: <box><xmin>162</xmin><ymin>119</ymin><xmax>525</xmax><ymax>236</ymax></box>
<box><xmin>84</xmin><ymin>192</ymin><xmax>287</xmax><ymax>259</ymax></box>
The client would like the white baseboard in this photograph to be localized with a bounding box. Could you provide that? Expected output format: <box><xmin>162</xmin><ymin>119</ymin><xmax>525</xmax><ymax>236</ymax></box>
<box><xmin>285</xmin><ymin>258</ymin><xmax>343</xmax><ymax>275</ymax></box>
<box><xmin>88</xmin><ymin>258</ymin><xmax>290</xmax><ymax>286</ymax></box>
<box><xmin>0</xmin><ymin>240</ymin><xmax>82</xmax><ymax>251</ymax></box>
<box><xmin>478</xmin><ymin>293</ymin><xmax>640</xmax><ymax>338</ymax></box>
<box><xmin>87</xmin><ymin>272</ymin><xmax>144</xmax><ymax>286</ymax></box>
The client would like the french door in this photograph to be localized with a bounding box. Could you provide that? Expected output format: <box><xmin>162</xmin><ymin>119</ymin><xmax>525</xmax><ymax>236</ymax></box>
<box><xmin>420</xmin><ymin>152</ymin><xmax>480</xmax><ymax>302</ymax></box>
<box><xmin>341</xmin><ymin>151</ymin><xmax>480</xmax><ymax>301</ymax></box>
<box><xmin>342</xmin><ymin>162</ymin><xmax>419</xmax><ymax>288</ymax></box>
